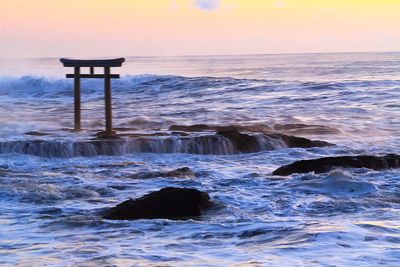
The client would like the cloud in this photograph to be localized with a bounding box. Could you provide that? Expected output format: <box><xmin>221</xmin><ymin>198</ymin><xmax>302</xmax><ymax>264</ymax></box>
<box><xmin>194</xmin><ymin>0</ymin><xmax>221</xmax><ymax>11</ymax></box>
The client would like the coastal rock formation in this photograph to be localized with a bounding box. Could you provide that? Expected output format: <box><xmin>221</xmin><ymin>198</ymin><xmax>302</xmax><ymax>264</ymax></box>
<box><xmin>0</xmin><ymin>129</ymin><xmax>333</xmax><ymax>157</ymax></box>
<box><xmin>129</xmin><ymin>167</ymin><xmax>195</xmax><ymax>179</ymax></box>
<box><xmin>217</xmin><ymin>129</ymin><xmax>332</xmax><ymax>153</ymax></box>
<box><xmin>272</xmin><ymin>133</ymin><xmax>332</xmax><ymax>148</ymax></box>
<box><xmin>272</xmin><ymin>154</ymin><xmax>400</xmax><ymax>176</ymax></box>
<box><xmin>169</xmin><ymin>123</ymin><xmax>341</xmax><ymax>136</ymax></box>
<box><xmin>104</xmin><ymin>187</ymin><xmax>212</xmax><ymax>220</ymax></box>
<box><xmin>216</xmin><ymin>130</ymin><xmax>261</xmax><ymax>153</ymax></box>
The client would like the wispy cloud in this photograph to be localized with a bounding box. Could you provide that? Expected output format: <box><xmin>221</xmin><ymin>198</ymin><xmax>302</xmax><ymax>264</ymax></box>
<box><xmin>194</xmin><ymin>0</ymin><xmax>221</xmax><ymax>11</ymax></box>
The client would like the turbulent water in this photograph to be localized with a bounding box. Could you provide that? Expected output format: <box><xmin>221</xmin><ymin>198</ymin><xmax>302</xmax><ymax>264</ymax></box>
<box><xmin>1</xmin><ymin>53</ymin><xmax>400</xmax><ymax>266</ymax></box>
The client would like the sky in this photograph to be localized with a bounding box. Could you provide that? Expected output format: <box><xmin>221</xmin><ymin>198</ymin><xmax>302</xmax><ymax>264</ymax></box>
<box><xmin>0</xmin><ymin>0</ymin><xmax>399</xmax><ymax>57</ymax></box>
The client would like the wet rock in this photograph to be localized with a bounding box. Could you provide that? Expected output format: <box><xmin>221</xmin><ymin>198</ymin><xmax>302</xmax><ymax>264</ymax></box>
<box><xmin>272</xmin><ymin>154</ymin><xmax>400</xmax><ymax>176</ymax></box>
<box><xmin>217</xmin><ymin>129</ymin><xmax>332</xmax><ymax>153</ymax></box>
<box><xmin>104</xmin><ymin>187</ymin><xmax>212</xmax><ymax>220</ymax></box>
<box><xmin>217</xmin><ymin>130</ymin><xmax>261</xmax><ymax>153</ymax></box>
<box><xmin>274</xmin><ymin>124</ymin><xmax>341</xmax><ymax>135</ymax></box>
<box><xmin>0</xmin><ymin>131</ymin><xmax>332</xmax><ymax>157</ymax></box>
<box><xmin>129</xmin><ymin>167</ymin><xmax>195</xmax><ymax>179</ymax></box>
<box><xmin>170</xmin><ymin>123</ymin><xmax>339</xmax><ymax>136</ymax></box>
<box><xmin>274</xmin><ymin>133</ymin><xmax>333</xmax><ymax>148</ymax></box>
<box><xmin>94</xmin><ymin>131</ymin><xmax>121</xmax><ymax>139</ymax></box>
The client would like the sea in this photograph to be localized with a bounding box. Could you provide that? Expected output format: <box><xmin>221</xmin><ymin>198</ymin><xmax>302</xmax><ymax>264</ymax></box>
<box><xmin>1</xmin><ymin>52</ymin><xmax>400</xmax><ymax>266</ymax></box>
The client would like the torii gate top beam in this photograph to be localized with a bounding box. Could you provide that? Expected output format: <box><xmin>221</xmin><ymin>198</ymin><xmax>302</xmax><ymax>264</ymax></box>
<box><xmin>60</xmin><ymin>58</ymin><xmax>125</xmax><ymax>68</ymax></box>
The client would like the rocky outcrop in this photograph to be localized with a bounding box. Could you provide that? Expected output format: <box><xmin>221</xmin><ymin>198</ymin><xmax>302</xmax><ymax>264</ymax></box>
<box><xmin>169</xmin><ymin>123</ymin><xmax>341</xmax><ymax>136</ymax></box>
<box><xmin>216</xmin><ymin>130</ymin><xmax>261</xmax><ymax>153</ymax></box>
<box><xmin>104</xmin><ymin>187</ymin><xmax>212</xmax><ymax>220</ymax></box>
<box><xmin>272</xmin><ymin>154</ymin><xmax>400</xmax><ymax>176</ymax></box>
<box><xmin>0</xmin><ymin>130</ymin><xmax>332</xmax><ymax>157</ymax></box>
<box><xmin>272</xmin><ymin>133</ymin><xmax>332</xmax><ymax>148</ymax></box>
<box><xmin>217</xmin><ymin>129</ymin><xmax>332</xmax><ymax>153</ymax></box>
<box><xmin>129</xmin><ymin>167</ymin><xmax>195</xmax><ymax>179</ymax></box>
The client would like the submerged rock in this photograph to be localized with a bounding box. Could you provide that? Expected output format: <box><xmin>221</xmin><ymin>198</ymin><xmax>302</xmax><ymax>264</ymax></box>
<box><xmin>129</xmin><ymin>167</ymin><xmax>195</xmax><ymax>179</ymax></box>
<box><xmin>104</xmin><ymin>187</ymin><xmax>212</xmax><ymax>220</ymax></box>
<box><xmin>273</xmin><ymin>154</ymin><xmax>400</xmax><ymax>176</ymax></box>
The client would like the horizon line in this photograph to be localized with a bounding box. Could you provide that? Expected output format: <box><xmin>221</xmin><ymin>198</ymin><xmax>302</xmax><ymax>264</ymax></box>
<box><xmin>1</xmin><ymin>50</ymin><xmax>399</xmax><ymax>60</ymax></box>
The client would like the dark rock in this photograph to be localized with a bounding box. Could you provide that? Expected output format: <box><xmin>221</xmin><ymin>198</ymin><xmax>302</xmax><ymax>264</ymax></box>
<box><xmin>217</xmin><ymin>129</ymin><xmax>332</xmax><ymax>153</ymax></box>
<box><xmin>272</xmin><ymin>154</ymin><xmax>400</xmax><ymax>176</ymax></box>
<box><xmin>217</xmin><ymin>129</ymin><xmax>261</xmax><ymax>153</ymax></box>
<box><xmin>274</xmin><ymin>133</ymin><xmax>333</xmax><ymax>148</ymax></box>
<box><xmin>129</xmin><ymin>167</ymin><xmax>195</xmax><ymax>179</ymax></box>
<box><xmin>104</xmin><ymin>187</ymin><xmax>212</xmax><ymax>220</ymax></box>
<box><xmin>0</xmin><ymin>131</ymin><xmax>332</xmax><ymax>157</ymax></box>
<box><xmin>94</xmin><ymin>131</ymin><xmax>120</xmax><ymax>139</ymax></box>
<box><xmin>170</xmin><ymin>123</ymin><xmax>339</xmax><ymax>136</ymax></box>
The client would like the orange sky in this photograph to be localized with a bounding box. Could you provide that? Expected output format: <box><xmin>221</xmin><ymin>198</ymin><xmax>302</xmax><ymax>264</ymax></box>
<box><xmin>0</xmin><ymin>0</ymin><xmax>399</xmax><ymax>57</ymax></box>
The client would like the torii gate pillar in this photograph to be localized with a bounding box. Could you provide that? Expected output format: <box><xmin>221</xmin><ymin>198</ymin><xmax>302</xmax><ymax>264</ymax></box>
<box><xmin>60</xmin><ymin>58</ymin><xmax>125</xmax><ymax>136</ymax></box>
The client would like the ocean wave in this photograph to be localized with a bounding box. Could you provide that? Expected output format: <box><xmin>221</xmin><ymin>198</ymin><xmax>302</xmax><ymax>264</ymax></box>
<box><xmin>0</xmin><ymin>180</ymin><xmax>100</xmax><ymax>204</ymax></box>
<box><xmin>2</xmin><ymin>75</ymin><xmax>398</xmax><ymax>99</ymax></box>
<box><xmin>0</xmin><ymin>74</ymin><xmax>167</xmax><ymax>98</ymax></box>
<box><xmin>289</xmin><ymin>169</ymin><xmax>377</xmax><ymax>197</ymax></box>
<box><xmin>0</xmin><ymin>74</ymin><xmax>247</xmax><ymax>98</ymax></box>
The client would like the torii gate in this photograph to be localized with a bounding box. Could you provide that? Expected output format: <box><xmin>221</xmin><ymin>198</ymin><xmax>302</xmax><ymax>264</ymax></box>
<box><xmin>60</xmin><ymin>58</ymin><xmax>125</xmax><ymax>136</ymax></box>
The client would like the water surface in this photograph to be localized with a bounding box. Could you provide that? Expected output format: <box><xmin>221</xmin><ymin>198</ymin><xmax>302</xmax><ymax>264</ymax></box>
<box><xmin>1</xmin><ymin>52</ymin><xmax>400</xmax><ymax>266</ymax></box>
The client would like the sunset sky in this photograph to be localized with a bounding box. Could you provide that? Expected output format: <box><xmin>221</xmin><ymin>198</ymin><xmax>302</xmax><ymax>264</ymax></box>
<box><xmin>0</xmin><ymin>0</ymin><xmax>399</xmax><ymax>57</ymax></box>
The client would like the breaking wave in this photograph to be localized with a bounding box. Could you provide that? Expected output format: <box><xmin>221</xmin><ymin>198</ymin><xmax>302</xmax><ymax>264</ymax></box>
<box><xmin>1</xmin><ymin>75</ymin><xmax>399</xmax><ymax>99</ymax></box>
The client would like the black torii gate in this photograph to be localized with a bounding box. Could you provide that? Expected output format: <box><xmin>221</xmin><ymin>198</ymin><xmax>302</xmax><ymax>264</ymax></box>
<box><xmin>60</xmin><ymin>58</ymin><xmax>125</xmax><ymax>136</ymax></box>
